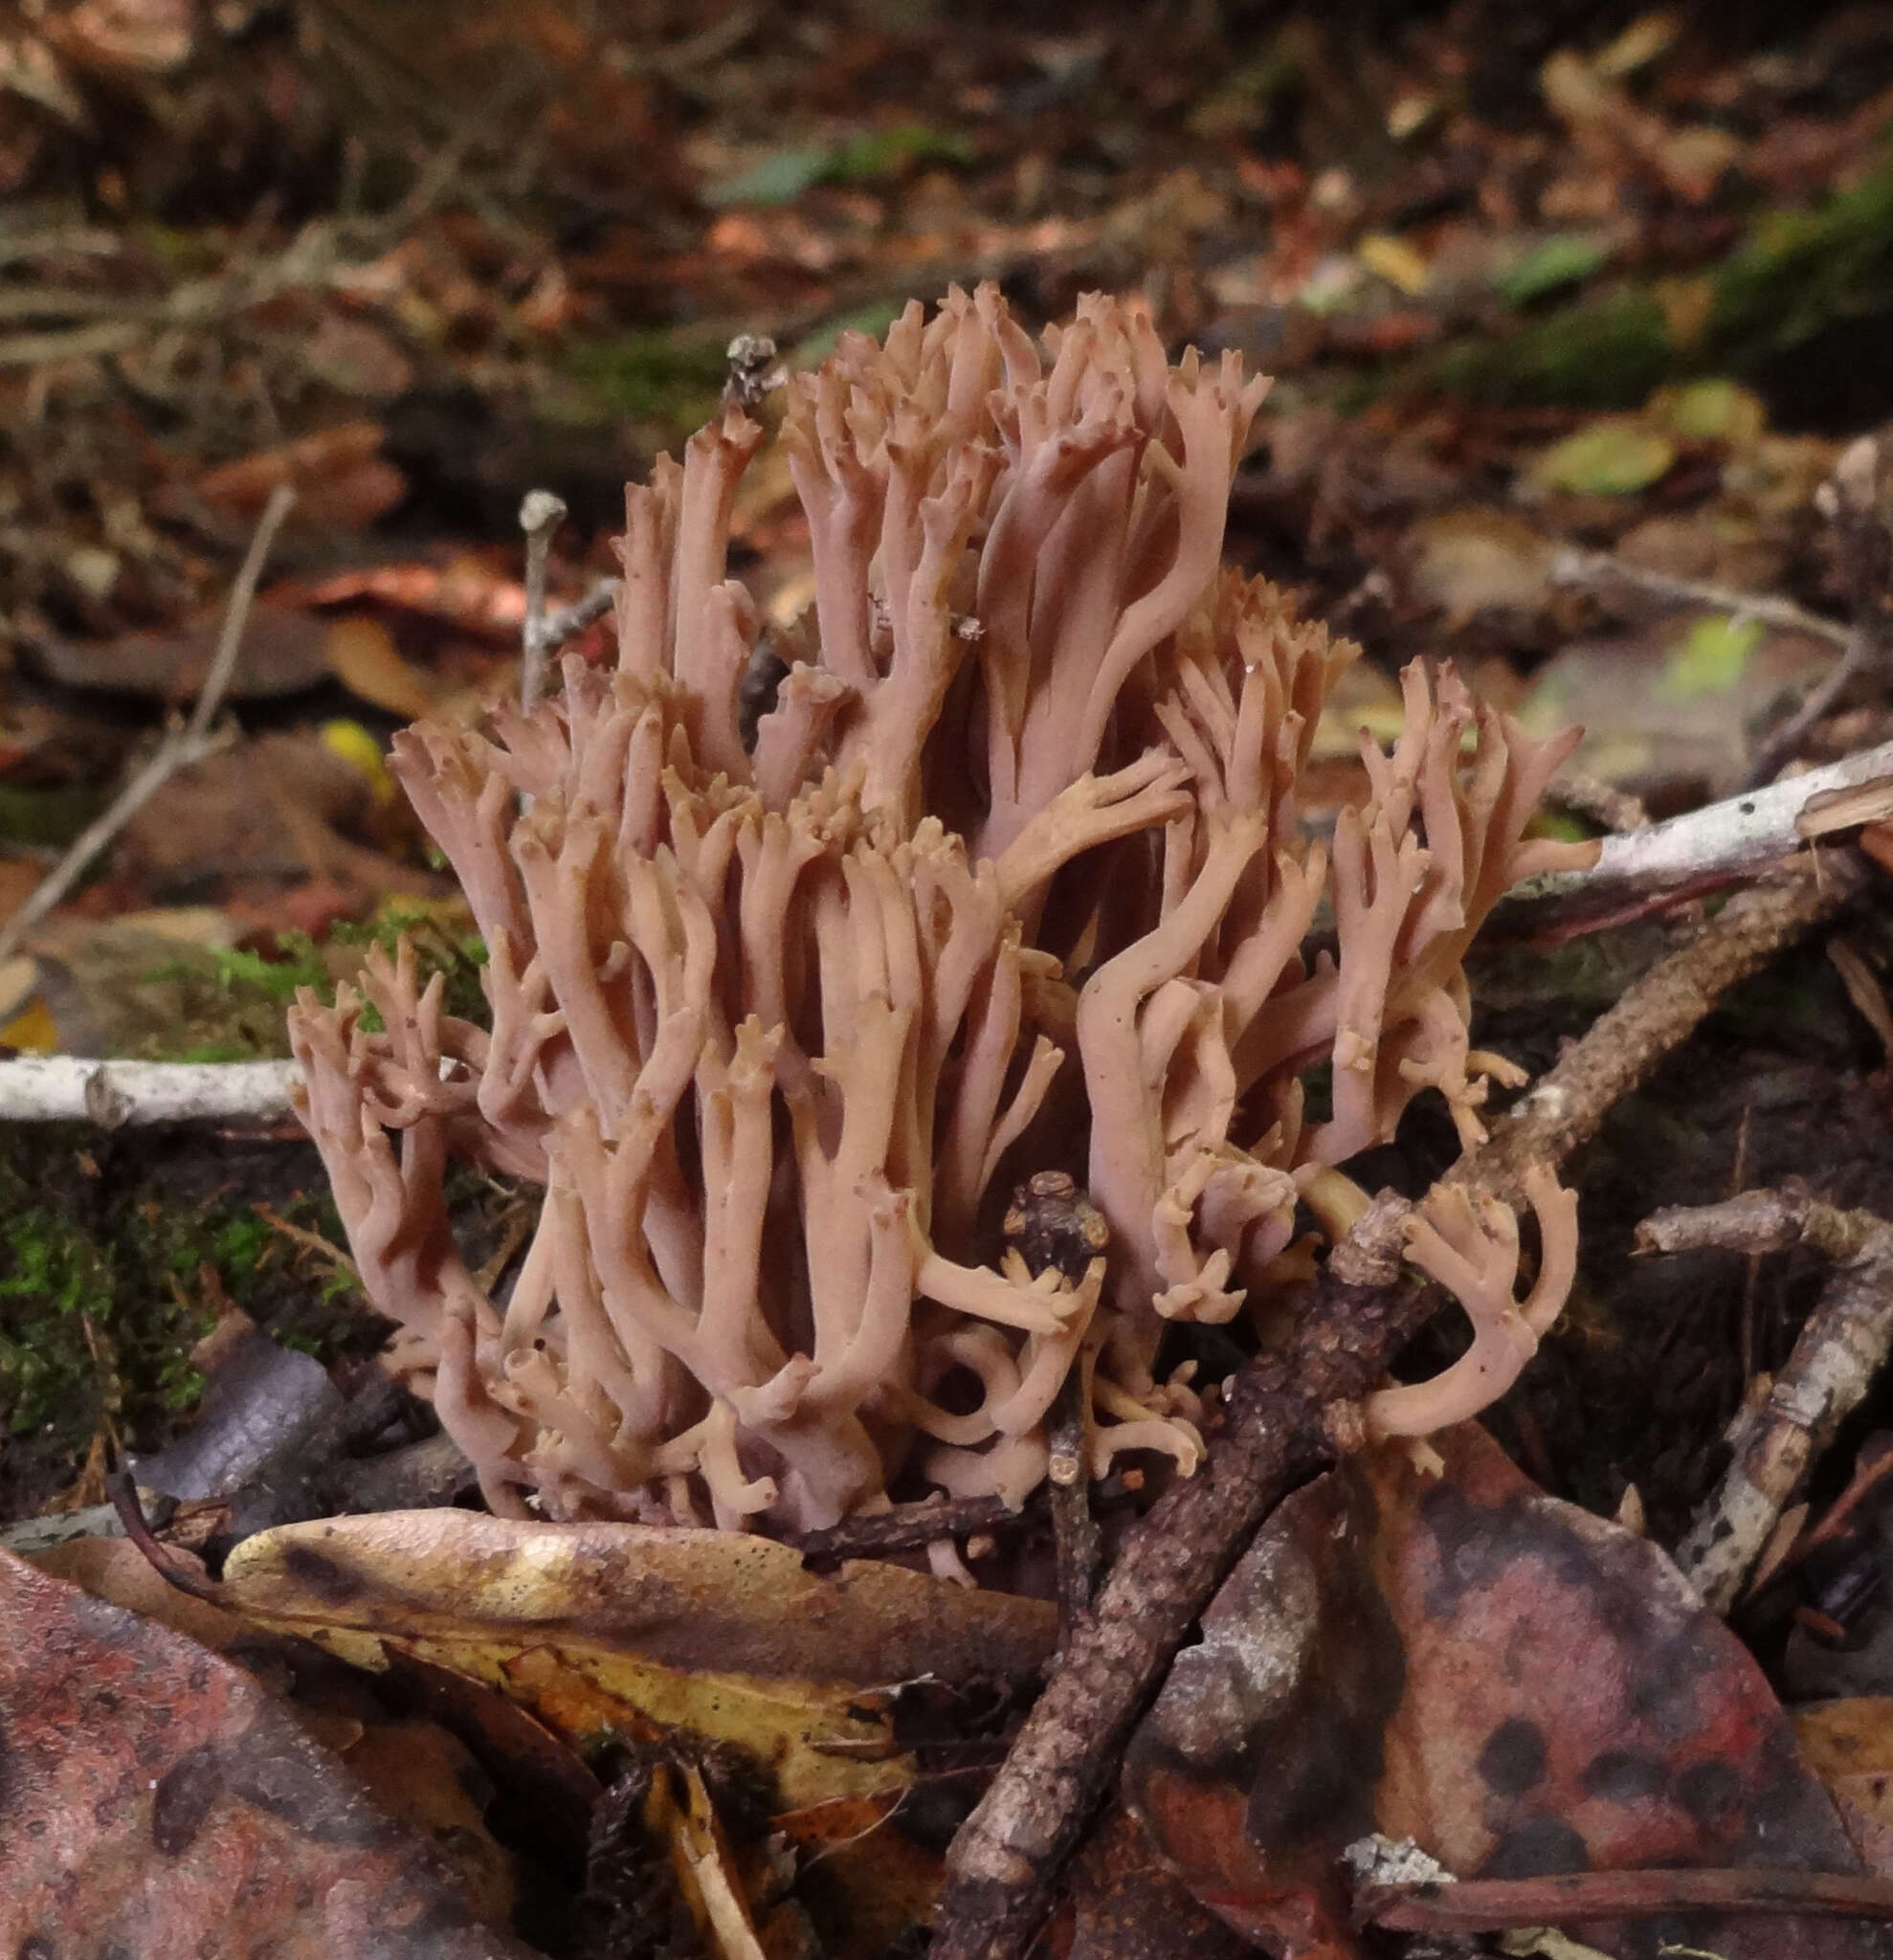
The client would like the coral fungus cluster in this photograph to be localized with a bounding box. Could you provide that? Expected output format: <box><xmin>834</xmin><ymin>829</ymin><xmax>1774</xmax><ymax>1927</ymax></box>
<box><xmin>289</xmin><ymin>284</ymin><xmax>1592</xmax><ymax>1536</ymax></box>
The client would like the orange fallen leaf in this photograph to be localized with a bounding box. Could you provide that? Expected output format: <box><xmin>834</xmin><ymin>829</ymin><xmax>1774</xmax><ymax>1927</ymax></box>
<box><xmin>323</xmin><ymin>615</ymin><xmax>437</xmax><ymax>717</ymax></box>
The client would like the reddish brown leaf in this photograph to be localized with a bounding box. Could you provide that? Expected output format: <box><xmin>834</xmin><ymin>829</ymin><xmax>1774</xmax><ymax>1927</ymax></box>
<box><xmin>0</xmin><ymin>1547</ymin><xmax>541</xmax><ymax>1959</ymax></box>
<box><xmin>196</xmin><ymin>423</ymin><xmax>407</xmax><ymax>535</ymax></box>
<box><xmin>1125</xmin><ymin>1423</ymin><xmax>1891</xmax><ymax>1960</ymax></box>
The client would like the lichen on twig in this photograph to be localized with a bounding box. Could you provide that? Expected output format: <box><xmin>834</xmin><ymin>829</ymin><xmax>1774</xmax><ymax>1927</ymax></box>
<box><xmin>1639</xmin><ymin>1181</ymin><xmax>1893</xmax><ymax>1615</ymax></box>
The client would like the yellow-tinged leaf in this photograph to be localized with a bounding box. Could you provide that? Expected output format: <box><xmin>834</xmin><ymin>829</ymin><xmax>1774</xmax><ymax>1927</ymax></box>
<box><xmin>1532</xmin><ymin>419</ymin><xmax>1676</xmax><ymax>496</ymax></box>
<box><xmin>1593</xmin><ymin>11</ymin><xmax>1680</xmax><ymax>78</ymax></box>
<box><xmin>320</xmin><ymin>718</ymin><xmax>397</xmax><ymax>804</ymax></box>
<box><xmin>1794</xmin><ymin>1699</ymin><xmax>1893</xmax><ymax>1879</ymax></box>
<box><xmin>1657</xmin><ymin>613</ymin><xmax>1764</xmax><ymax>701</ymax></box>
<box><xmin>1647</xmin><ymin>377</ymin><xmax>1766</xmax><ymax>447</ymax></box>
<box><xmin>1357</xmin><ymin>233</ymin><xmax>1430</xmax><ymax>297</ymax></box>
<box><xmin>219</xmin><ymin>1512</ymin><xmax>1056</xmax><ymax>1811</ymax></box>
<box><xmin>0</xmin><ymin>996</ymin><xmax>59</xmax><ymax>1053</ymax></box>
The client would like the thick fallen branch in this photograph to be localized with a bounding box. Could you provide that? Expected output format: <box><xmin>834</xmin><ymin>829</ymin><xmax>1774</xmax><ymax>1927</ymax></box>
<box><xmin>931</xmin><ymin>859</ymin><xmax>1860</xmax><ymax>1960</ymax></box>
<box><xmin>0</xmin><ymin>1057</ymin><xmax>299</xmax><ymax>1126</ymax></box>
<box><xmin>1638</xmin><ymin>1184</ymin><xmax>1893</xmax><ymax>1614</ymax></box>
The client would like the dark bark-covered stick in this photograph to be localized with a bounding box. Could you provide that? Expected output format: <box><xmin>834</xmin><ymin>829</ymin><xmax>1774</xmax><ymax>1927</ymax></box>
<box><xmin>1045</xmin><ymin>1371</ymin><xmax>1103</xmax><ymax>1640</ymax></box>
<box><xmin>1638</xmin><ymin>1184</ymin><xmax>1893</xmax><ymax>1613</ymax></box>
<box><xmin>931</xmin><ymin>862</ymin><xmax>1859</xmax><ymax>1960</ymax></box>
<box><xmin>1005</xmin><ymin>1172</ymin><xmax>1112</xmax><ymax>1637</ymax></box>
<box><xmin>789</xmin><ymin>1493</ymin><xmax>1030</xmax><ymax>1565</ymax></box>
<box><xmin>1362</xmin><ymin>1866</ymin><xmax>1893</xmax><ymax>1934</ymax></box>
<box><xmin>933</xmin><ymin>1196</ymin><xmax>1416</xmax><ymax>1960</ymax></box>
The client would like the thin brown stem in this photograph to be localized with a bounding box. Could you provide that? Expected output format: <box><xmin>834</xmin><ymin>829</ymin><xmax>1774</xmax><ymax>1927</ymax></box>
<box><xmin>0</xmin><ymin>482</ymin><xmax>296</xmax><ymax>969</ymax></box>
<box><xmin>1361</xmin><ymin>1865</ymin><xmax>1893</xmax><ymax>1934</ymax></box>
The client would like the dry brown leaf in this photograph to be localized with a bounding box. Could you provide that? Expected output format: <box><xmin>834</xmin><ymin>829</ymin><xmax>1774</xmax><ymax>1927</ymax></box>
<box><xmin>197</xmin><ymin>423</ymin><xmax>407</xmax><ymax>535</ymax></box>
<box><xmin>220</xmin><ymin>1511</ymin><xmax>1057</xmax><ymax>1809</ymax></box>
<box><xmin>27</xmin><ymin>600</ymin><xmax>334</xmax><ymax>702</ymax></box>
<box><xmin>1796</xmin><ymin>1701</ymin><xmax>1893</xmax><ymax>1881</ymax></box>
<box><xmin>323</xmin><ymin>614</ymin><xmax>438</xmax><ymax>717</ymax></box>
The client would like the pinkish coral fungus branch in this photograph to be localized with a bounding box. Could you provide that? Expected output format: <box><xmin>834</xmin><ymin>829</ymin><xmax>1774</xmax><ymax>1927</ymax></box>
<box><xmin>290</xmin><ymin>282</ymin><xmax>1590</xmax><ymax>1539</ymax></box>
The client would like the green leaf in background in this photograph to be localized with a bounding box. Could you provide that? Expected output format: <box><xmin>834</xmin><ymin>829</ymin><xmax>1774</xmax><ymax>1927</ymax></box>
<box><xmin>1646</xmin><ymin>376</ymin><xmax>1766</xmax><ymax>445</ymax></box>
<box><xmin>1658</xmin><ymin>613</ymin><xmax>1764</xmax><ymax>701</ymax></box>
<box><xmin>793</xmin><ymin>299</ymin><xmax>907</xmax><ymax>367</ymax></box>
<box><xmin>561</xmin><ymin>327</ymin><xmax>731</xmax><ymax>428</ymax></box>
<box><xmin>1499</xmin><ymin>234</ymin><xmax>1613</xmax><ymax>307</ymax></box>
<box><xmin>1531</xmin><ymin>417</ymin><xmax>1676</xmax><ymax>495</ymax></box>
<box><xmin>704</xmin><ymin>125</ymin><xmax>970</xmax><ymax>208</ymax></box>
<box><xmin>703</xmin><ymin>145</ymin><xmax>832</xmax><ymax>208</ymax></box>
<box><xmin>0</xmin><ymin>781</ymin><xmax>107</xmax><ymax>849</ymax></box>
<box><xmin>829</xmin><ymin>125</ymin><xmax>971</xmax><ymax>184</ymax></box>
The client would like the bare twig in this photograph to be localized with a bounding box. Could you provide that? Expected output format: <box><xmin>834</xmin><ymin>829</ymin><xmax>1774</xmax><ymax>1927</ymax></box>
<box><xmin>1361</xmin><ymin>1865</ymin><xmax>1893</xmax><ymax>1933</ymax></box>
<box><xmin>1545</xmin><ymin>769</ymin><xmax>1648</xmax><ymax>835</ymax></box>
<box><xmin>0</xmin><ymin>1058</ymin><xmax>300</xmax><ymax>1127</ymax></box>
<box><xmin>518</xmin><ymin>487</ymin><xmax>568</xmax><ymax>714</ymax></box>
<box><xmin>187</xmin><ymin>487</ymin><xmax>298</xmax><ymax>740</ymax></box>
<box><xmin>534</xmin><ymin>577</ymin><xmax>620</xmax><ymax>660</ymax></box>
<box><xmin>1638</xmin><ymin>1184</ymin><xmax>1893</xmax><ymax>1613</ymax></box>
<box><xmin>1549</xmin><ymin>546</ymin><xmax>1851</xmax><ymax>649</ymax></box>
<box><xmin>0</xmin><ymin>483</ymin><xmax>295</xmax><ymax>969</ymax></box>
<box><xmin>0</xmin><ymin>320</ymin><xmax>146</xmax><ymax>368</ymax></box>
<box><xmin>1742</xmin><ymin>628</ymin><xmax>1875</xmax><ymax>791</ymax></box>
<box><xmin>931</xmin><ymin>858</ymin><xmax>1861</xmax><ymax>1960</ymax></box>
<box><xmin>104</xmin><ymin>1465</ymin><xmax>222</xmax><ymax>1603</ymax></box>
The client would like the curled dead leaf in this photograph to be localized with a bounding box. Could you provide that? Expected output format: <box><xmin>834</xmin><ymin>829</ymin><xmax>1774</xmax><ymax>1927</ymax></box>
<box><xmin>220</xmin><ymin>1511</ymin><xmax>1057</xmax><ymax>1809</ymax></box>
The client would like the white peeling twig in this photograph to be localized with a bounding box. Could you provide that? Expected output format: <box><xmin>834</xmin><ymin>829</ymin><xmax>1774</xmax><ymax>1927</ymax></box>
<box><xmin>0</xmin><ymin>1057</ymin><xmax>301</xmax><ymax>1127</ymax></box>
<box><xmin>1505</xmin><ymin>735</ymin><xmax>1893</xmax><ymax>924</ymax></box>
<box><xmin>0</xmin><ymin>483</ymin><xmax>297</xmax><ymax>969</ymax></box>
<box><xmin>1637</xmin><ymin>1186</ymin><xmax>1893</xmax><ymax>1615</ymax></box>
